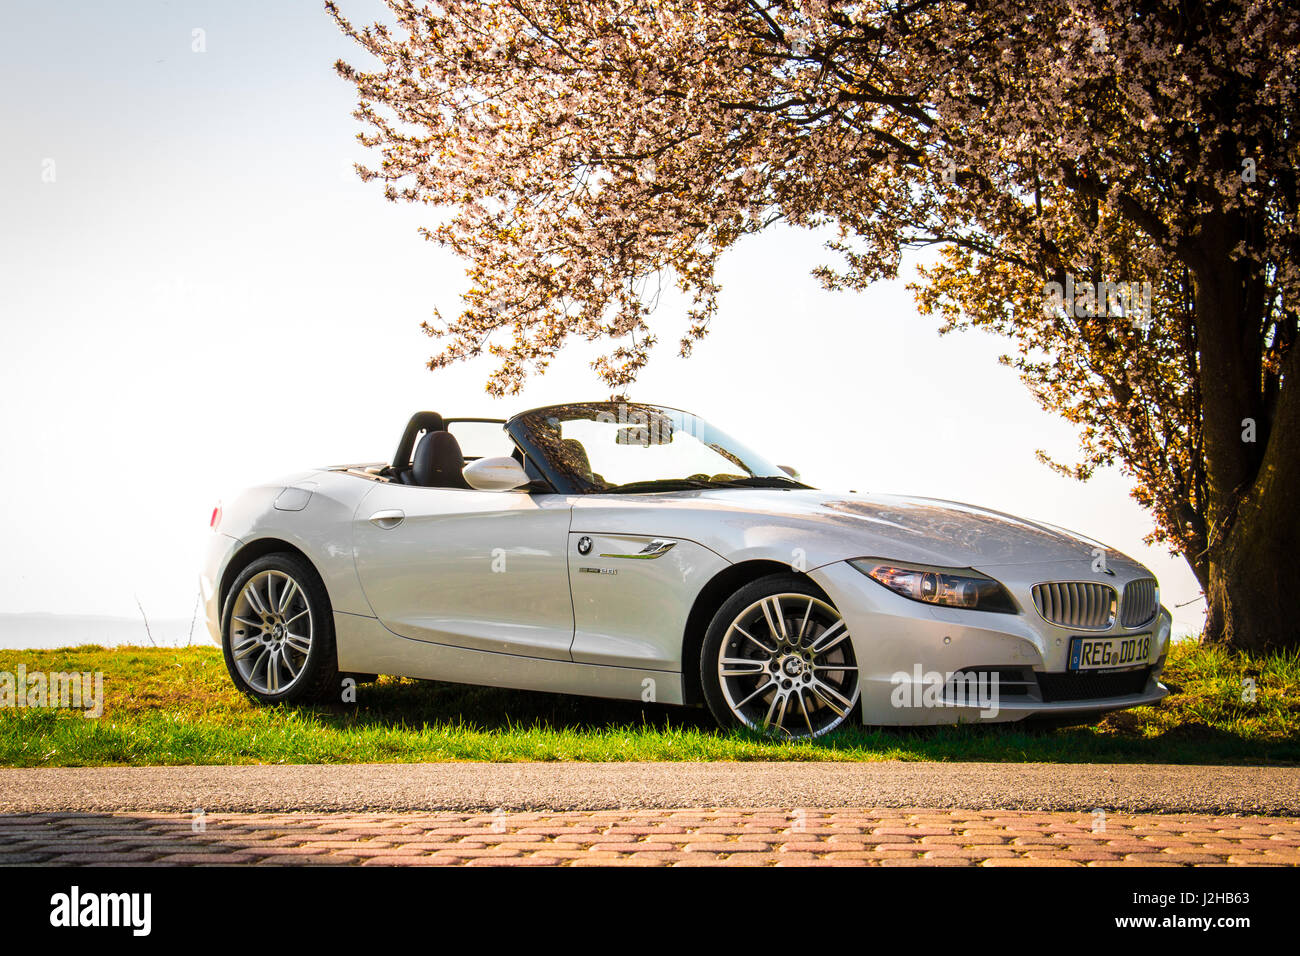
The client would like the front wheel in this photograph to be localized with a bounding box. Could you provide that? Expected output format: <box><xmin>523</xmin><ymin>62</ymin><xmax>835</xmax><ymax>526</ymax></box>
<box><xmin>701</xmin><ymin>574</ymin><xmax>861</xmax><ymax>739</ymax></box>
<box><xmin>221</xmin><ymin>553</ymin><xmax>339</xmax><ymax>704</ymax></box>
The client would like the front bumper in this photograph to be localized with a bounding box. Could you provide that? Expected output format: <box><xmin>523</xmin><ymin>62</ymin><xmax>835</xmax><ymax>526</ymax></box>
<box><xmin>810</xmin><ymin>560</ymin><xmax>1172</xmax><ymax>726</ymax></box>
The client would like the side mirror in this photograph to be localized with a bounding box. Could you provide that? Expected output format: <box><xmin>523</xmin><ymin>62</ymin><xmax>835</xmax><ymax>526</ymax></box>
<box><xmin>462</xmin><ymin>456</ymin><xmax>530</xmax><ymax>491</ymax></box>
<box><xmin>778</xmin><ymin>465</ymin><xmax>801</xmax><ymax>480</ymax></box>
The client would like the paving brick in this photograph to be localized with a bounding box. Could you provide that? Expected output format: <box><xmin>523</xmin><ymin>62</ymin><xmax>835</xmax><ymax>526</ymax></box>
<box><xmin>922</xmin><ymin>846</ymin><xmax>1020</xmax><ymax>859</ymax></box>
<box><xmin>589</xmin><ymin>842</ymin><xmax>681</xmax><ymax>853</ymax></box>
<box><xmin>981</xmin><ymin>857</ymin><xmax>1085</xmax><ymax>867</ymax></box>
<box><xmin>358</xmin><ymin>855</ymin><xmax>446</xmax><ymax>866</ymax></box>
<box><xmin>2</xmin><ymin>807</ymin><xmax>1296</xmax><ymax>867</ymax></box>
<box><xmin>152</xmin><ymin>852</ymin><xmax>263</xmax><ymax>864</ymax></box>
<box><xmin>681</xmin><ymin>841</ymin><xmax>774</xmax><ymax>853</ymax></box>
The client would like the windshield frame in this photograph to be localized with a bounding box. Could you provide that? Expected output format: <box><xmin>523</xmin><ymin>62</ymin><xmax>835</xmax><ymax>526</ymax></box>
<box><xmin>505</xmin><ymin>401</ymin><xmax>809</xmax><ymax>495</ymax></box>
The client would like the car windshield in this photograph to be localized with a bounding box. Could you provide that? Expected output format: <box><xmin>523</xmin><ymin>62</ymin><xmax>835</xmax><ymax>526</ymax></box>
<box><xmin>507</xmin><ymin>402</ymin><xmax>807</xmax><ymax>494</ymax></box>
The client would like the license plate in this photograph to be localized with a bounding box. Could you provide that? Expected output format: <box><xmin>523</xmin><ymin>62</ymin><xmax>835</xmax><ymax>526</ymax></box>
<box><xmin>1069</xmin><ymin>634</ymin><xmax>1152</xmax><ymax>671</ymax></box>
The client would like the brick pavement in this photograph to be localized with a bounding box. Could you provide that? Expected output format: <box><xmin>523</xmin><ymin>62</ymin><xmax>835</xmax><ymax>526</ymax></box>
<box><xmin>2</xmin><ymin>808</ymin><xmax>1298</xmax><ymax>866</ymax></box>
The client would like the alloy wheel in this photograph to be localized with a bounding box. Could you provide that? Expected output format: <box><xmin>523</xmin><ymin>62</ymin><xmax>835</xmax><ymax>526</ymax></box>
<box><xmin>229</xmin><ymin>570</ymin><xmax>314</xmax><ymax>695</ymax></box>
<box><xmin>716</xmin><ymin>593</ymin><xmax>860</xmax><ymax>738</ymax></box>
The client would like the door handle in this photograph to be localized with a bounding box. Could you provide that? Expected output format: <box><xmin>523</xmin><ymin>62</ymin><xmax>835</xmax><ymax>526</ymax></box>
<box><xmin>368</xmin><ymin>509</ymin><xmax>405</xmax><ymax>530</ymax></box>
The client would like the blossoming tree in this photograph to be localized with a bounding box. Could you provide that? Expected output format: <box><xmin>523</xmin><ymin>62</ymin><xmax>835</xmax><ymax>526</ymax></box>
<box><xmin>329</xmin><ymin>0</ymin><xmax>1298</xmax><ymax>650</ymax></box>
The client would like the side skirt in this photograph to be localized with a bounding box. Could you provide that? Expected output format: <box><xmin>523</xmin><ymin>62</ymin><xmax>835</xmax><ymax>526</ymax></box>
<box><xmin>334</xmin><ymin>611</ymin><xmax>684</xmax><ymax>706</ymax></box>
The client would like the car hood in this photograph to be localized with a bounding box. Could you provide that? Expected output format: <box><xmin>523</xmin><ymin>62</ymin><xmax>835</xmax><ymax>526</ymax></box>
<box><xmin>571</xmin><ymin>488</ymin><xmax>1144</xmax><ymax>572</ymax></box>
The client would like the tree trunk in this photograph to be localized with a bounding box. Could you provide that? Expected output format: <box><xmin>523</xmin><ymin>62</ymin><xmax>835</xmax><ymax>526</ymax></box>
<box><xmin>1205</xmin><ymin>490</ymin><xmax>1300</xmax><ymax>652</ymax></box>
<box><xmin>1192</xmin><ymin>228</ymin><xmax>1298</xmax><ymax>651</ymax></box>
<box><xmin>1199</xmin><ymin>296</ymin><xmax>1300</xmax><ymax>652</ymax></box>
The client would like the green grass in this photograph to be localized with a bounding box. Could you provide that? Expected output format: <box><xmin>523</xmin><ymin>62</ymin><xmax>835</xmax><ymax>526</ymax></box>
<box><xmin>0</xmin><ymin>641</ymin><xmax>1297</xmax><ymax>766</ymax></box>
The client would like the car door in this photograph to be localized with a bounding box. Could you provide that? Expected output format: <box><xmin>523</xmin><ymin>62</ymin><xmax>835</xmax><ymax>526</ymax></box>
<box><xmin>352</xmin><ymin>482</ymin><xmax>576</xmax><ymax>661</ymax></box>
<box><xmin>567</xmin><ymin>509</ymin><xmax>731</xmax><ymax>671</ymax></box>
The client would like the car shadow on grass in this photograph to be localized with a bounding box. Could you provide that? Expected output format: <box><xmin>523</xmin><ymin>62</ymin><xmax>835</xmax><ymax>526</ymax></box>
<box><xmin>295</xmin><ymin>676</ymin><xmax>1300</xmax><ymax>764</ymax></box>
<box><xmin>326</xmin><ymin>676</ymin><xmax>719</xmax><ymax>733</ymax></box>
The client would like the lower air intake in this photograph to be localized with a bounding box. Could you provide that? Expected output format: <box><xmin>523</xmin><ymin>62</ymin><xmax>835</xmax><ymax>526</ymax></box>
<box><xmin>1036</xmin><ymin>667</ymin><xmax>1152</xmax><ymax>702</ymax></box>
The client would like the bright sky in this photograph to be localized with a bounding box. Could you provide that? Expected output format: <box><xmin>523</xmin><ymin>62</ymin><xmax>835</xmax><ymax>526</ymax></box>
<box><xmin>0</xmin><ymin>0</ymin><xmax>1204</xmax><ymax>638</ymax></box>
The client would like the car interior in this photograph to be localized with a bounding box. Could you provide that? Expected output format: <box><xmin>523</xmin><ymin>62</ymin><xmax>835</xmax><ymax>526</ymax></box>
<box><xmin>379</xmin><ymin>411</ymin><xmax>547</xmax><ymax>489</ymax></box>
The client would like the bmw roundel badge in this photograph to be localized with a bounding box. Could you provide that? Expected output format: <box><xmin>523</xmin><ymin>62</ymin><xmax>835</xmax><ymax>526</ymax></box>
<box><xmin>577</xmin><ymin>536</ymin><xmax>593</xmax><ymax>555</ymax></box>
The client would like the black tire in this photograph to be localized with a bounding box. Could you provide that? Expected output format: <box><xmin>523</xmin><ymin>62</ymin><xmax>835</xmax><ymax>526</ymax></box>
<box><xmin>220</xmin><ymin>552</ymin><xmax>340</xmax><ymax>705</ymax></box>
<box><xmin>700</xmin><ymin>573</ymin><xmax>860</xmax><ymax>739</ymax></box>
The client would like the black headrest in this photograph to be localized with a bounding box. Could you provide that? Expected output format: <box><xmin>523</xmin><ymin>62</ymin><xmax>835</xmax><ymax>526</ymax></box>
<box><xmin>392</xmin><ymin>411</ymin><xmax>445</xmax><ymax>475</ymax></box>
<box><xmin>412</xmin><ymin>430</ymin><xmax>469</xmax><ymax>488</ymax></box>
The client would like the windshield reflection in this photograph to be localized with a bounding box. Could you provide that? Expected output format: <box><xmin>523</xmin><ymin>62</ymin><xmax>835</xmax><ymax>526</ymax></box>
<box><xmin>507</xmin><ymin>402</ymin><xmax>807</xmax><ymax>495</ymax></box>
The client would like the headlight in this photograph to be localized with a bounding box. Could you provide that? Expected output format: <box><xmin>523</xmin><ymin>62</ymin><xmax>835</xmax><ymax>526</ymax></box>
<box><xmin>849</xmin><ymin>559</ymin><xmax>1018</xmax><ymax>613</ymax></box>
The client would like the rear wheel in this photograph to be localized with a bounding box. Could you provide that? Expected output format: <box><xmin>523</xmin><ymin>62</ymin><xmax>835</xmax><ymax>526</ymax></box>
<box><xmin>701</xmin><ymin>574</ymin><xmax>860</xmax><ymax>739</ymax></box>
<box><xmin>221</xmin><ymin>553</ymin><xmax>339</xmax><ymax>704</ymax></box>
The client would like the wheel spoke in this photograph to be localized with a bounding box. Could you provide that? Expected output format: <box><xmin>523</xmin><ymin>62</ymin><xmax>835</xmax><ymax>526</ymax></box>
<box><xmin>250</xmin><ymin>646</ymin><xmax>270</xmax><ymax>681</ymax></box>
<box><xmin>244</xmin><ymin>583</ymin><xmax>268</xmax><ymax>617</ymax></box>
<box><xmin>285</xmin><ymin>633</ymin><xmax>311</xmax><ymax>654</ymax></box>
<box><xmin>775</xmin><ymin>692</ymin><xmax>791</xmax><ymax>731</ymax></box>
<box><xmin>763</xmin><ymin>690</ymin><xmax>788</xmax><ymax>730</ymax></box>
<box><xmin>761</xmin><ymin>597</ymin><xmax>788</xmax><ymax>643</ymax></box>
<box><xmin>734</xmin><ymin>677</ymin><xmax>777</xmax><ymax>710</ymax></box>
<box><xmin>720</xmin><ymin>657</ymin><xmax>767</xmax><ymax>677</ymax></box>
<box><xmin>733</xmin><ymin>622</ymin><xmax>776</xmax><ymax>655</ymax></box>
<box><xmin>279</xmin><ymin>648</ymin><xmax>300</xmax><ymax>679</ymax></box>
<box><xmin>794</xmin><ymin>599</ymin><xmax>814</xmax><ymax>647</ymax></box>
<box><xmin>809</xmin><ymin>619</ymin><xmax>848</xmax><ymax>654</ymax></box>
<box><xmin>232</xmin><ymin>637</ymin><xmax>261</xmax><ymax>661</ymax></box>
<box><xmin>277</xmin><ymin>578</ymin><xmax>299</xmax><ymax>615</ymax></box>
<box><xmin>234</xmin><ymin>615</ymin><xmax>263</xmax><ymax>630</ymax></box>
<box><xmin>810</xmin><ymin>678</ymin><xmax>853</xmax><ymax>716</ymax></box>
<box><xmin>796</xmin><ymin>690</ymin><xmax>815</xmax><ymax>735</ymax></box>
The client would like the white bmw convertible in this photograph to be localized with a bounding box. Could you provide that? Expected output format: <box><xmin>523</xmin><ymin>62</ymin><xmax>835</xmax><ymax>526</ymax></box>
<box><xmin>202</xmin><ymin>401</ymin><xmax>1171</xmax><ymax>738</ymax></box>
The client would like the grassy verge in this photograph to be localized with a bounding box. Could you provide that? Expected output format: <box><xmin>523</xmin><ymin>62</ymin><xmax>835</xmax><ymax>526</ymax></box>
<box><xmin>0</xmin><ymin>641</ymin><xmax>1296</xmax><ymax>766</ymax></box>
